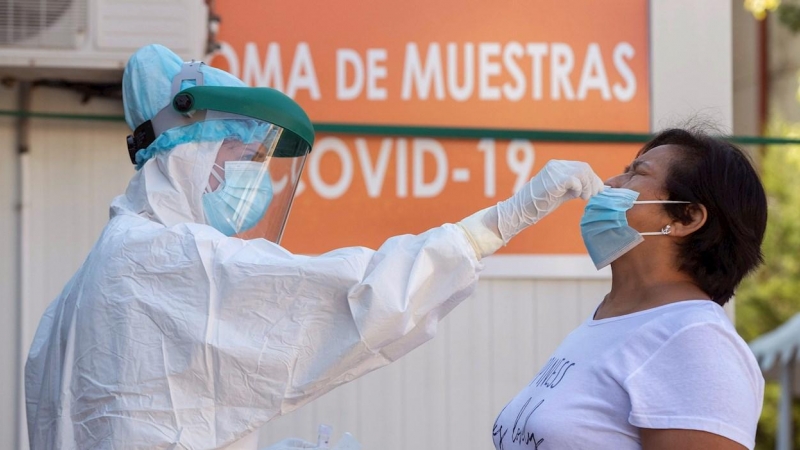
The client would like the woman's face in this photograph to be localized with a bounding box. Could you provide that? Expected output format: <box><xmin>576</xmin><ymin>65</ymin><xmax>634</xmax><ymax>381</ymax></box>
<box><xmin>604</xmin><ymin>144</ymin><xmax>681</xmax><ymax>235</ymax></box>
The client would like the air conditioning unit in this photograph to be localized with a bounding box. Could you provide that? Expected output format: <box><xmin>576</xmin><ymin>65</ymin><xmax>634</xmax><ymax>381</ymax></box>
<box><xmin>0</xmin><ymin>0</ymin><xmax>208</xmax><ymax>82</ymax></box>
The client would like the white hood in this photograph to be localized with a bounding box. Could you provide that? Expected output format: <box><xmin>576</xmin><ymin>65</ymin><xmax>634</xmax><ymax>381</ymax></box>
<box><xmin>113</xmin><ymin>140</ymin><xmax>222</xmax><ymax>227</ymax></box>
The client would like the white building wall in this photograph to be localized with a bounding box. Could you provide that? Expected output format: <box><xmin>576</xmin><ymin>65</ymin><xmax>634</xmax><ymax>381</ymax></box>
<box><xmin>0</xmin><ymin>1</ymin><xmax>734</xmax><ymax>449</ymax></box>
<box><xmin>0</xmin><ymin>84</ymin><xmax>21</xmax><ymax>450</ymax></box>
<box><xmin>651</xmin><ymin>0</ymin><xmax>733</xmax><ymax>132</ymax></box>
<box><xmin>5</xmin><ymin>86</ymin><xmax>133</xmax><ymax>450</ymax></box>
<box><xmin>23</xmin><ymin>87</ymin><xmax>133</xmax><ymax>352</ymax></box>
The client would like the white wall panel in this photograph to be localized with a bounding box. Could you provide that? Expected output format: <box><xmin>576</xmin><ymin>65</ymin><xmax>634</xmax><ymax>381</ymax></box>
<box><xmin>22</xmin><ymin>88</ymin><xmax>132</xmax><ymax>358</ymax></box>
<box><xmin>0</xmin><ymin>84</ymin><xmax>20</xmax><ymax>450</ymax></box>
<box><xmin>14</xmin><ymin>87</ymin><xmax>131</xmax><ymax>449</ymax></box>
<box><xmin>650</xmin><ymin>0</ymin><xmax>733</xmax><ymax>132</ymax></box>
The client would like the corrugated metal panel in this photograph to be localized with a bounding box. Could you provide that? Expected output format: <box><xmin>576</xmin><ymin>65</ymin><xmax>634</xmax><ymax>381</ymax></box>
<box><xmin>96</xmin><ymin>0</ymin><xmax>207</xmax><ymax>54</ymax></box>
<box><xmin>15</xmin><ymin>90</ymin><xmax>130</xmax><ymax>450</ymax></box>
<box><xmin>0</xmin><ymin>85</ymin><xmax>20</xmax><ymax>450</ymax></box>
<box><xmin>24</xmin><ymin>139</ymin><xmax>132</xmax><ymax>343</ymax></box>
<box><xmin>0</xmin><ymin>0</ymin><xmax>87</xmax><ymax>48</ymax></box>
<box><xmin>22</xmin><ymin>88</ymin><xmax>132</xmax><ymax>364</ymax></box>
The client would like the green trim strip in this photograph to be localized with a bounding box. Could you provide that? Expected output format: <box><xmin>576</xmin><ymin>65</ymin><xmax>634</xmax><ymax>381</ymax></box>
<box><xmin>2</xmin><ymin>109</ymin><xmax>800</xmax><ymax>146</ymax></box>
<box><xmin>313</xmin><ymin>123</ymin><xmax>652</xmax><ymax>143</ymax></box>
<box><xmin>0</xmin><ymin>110</ymin><xmax>126</xmax><ymax>122</ymax></box>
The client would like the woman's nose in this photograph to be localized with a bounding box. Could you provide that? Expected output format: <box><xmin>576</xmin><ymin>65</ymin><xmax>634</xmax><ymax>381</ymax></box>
<box><xmin>604</xmin><ymin>174</ymin><xmax>625</xmax><ymax>188</ymax></box>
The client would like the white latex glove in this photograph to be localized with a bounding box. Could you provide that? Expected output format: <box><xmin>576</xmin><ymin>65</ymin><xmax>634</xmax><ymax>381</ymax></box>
<box><xmin>458</xmin><ymin>160</ymin><xmax>603</xmax><ymax>259</ymax></box>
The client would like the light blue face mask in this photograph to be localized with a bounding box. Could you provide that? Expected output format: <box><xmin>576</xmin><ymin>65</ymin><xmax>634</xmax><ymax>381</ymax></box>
<box><xmin>202</xmin><ymin>160</ymin><xmax>274</xmax><ymax>236</ymax></box>
<box><xmin>580</xmin><ymin>187</ymin><xmax>689</xmax><ymax>269</ymax></box>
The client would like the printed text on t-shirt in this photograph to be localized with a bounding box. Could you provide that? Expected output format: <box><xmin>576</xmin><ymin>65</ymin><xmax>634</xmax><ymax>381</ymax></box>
<box><xmin>492</xmin><ymin>356</ymin><xmax>577</xmax><ymax>449</ymax></box>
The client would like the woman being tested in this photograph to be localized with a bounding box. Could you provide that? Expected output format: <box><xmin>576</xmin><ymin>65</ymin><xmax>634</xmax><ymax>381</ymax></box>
<box><xmin>24</xmin><ymin>45</ymin><xmax>604</xmax><ymax>449</ymax></box>
<box><xmin>492</xmin><ymin>129</ymin><xmax>767</xmax><ymax>450</ymax></box>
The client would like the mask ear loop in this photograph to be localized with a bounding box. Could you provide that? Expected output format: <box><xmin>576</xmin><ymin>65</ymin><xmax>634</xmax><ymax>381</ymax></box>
<box><xmin>633</xmin><ymin>200</ymin><xmax>691</xmax><ymax>204</ymax></box>
<box><xmin>640</xmin><ymin>225</ymin><xmax>672</xmax><ymax>236</ymax></box>
<box><xmin>634</xmin><ymin>201</ymin><xmax>689</xmax><ymax>236</ymax></box>
<box><xmin>205</xmin><ymin>163</ymin><xmax>225</xmax><ymax>194</ymax></box>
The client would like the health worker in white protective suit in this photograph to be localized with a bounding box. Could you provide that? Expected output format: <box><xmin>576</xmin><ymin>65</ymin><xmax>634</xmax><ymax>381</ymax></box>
<box><xmin>24</xmin><ymin>44</ymin><xmax>604</xmax><ymax>450</ymax></box>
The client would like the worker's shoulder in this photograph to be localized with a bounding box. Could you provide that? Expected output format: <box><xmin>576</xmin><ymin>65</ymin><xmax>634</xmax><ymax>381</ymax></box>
<box><xmin>98</xmin><ymin>215</ymin><xmax>225</xmax><ymax>262</ymax></box>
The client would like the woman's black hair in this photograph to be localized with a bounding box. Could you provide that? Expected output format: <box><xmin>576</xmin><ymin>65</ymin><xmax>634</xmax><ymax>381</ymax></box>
<box><xmin>640</xmin><ymin>128</ymin><xmax>768</xmax><ymax>305</ymax></box>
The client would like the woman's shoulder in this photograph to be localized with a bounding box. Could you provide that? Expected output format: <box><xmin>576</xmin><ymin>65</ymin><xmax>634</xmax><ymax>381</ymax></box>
<box><xmin>622</xmin><ymin>302</ymin><xmax>764</xmax><ymax>450</ymax></box>
<box><xmin>650</xmin><ymin>299</ymin><xmax>733</xmax><ymax>331</ymax></box>
<box><xmin>630</xmin><ymin>300</ymin><xmax>759</xmax><ymax>372</ymax></box>
<box><xmin>611</xmin><ymin>301</ymin><xmax>752</xmax><ymax>365</ymax></box>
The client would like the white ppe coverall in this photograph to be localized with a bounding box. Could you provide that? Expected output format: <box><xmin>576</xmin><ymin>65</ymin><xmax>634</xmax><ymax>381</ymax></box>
<box><xmin>25</xmin><ymin>139</ymin><xmax>484</xmax><ymax>449</ymax></box>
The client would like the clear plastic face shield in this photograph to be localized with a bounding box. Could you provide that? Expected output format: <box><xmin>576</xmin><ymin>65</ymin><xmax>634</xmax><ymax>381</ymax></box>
<box><xmin>201</xmin><ymin>120</ymin><xmax>309</xmax><ymax>242</ymax></box>
<box><xmin>126</xmin><ymin>62</ymin><xmax>314</xmax><ymax>244</ymax></box>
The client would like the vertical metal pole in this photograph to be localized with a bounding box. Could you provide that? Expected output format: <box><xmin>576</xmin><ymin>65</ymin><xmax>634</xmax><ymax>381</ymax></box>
<box><xmin>758</xmin><ymin>15</ymin><xmax>769</xmax><ymax>135</ymax></box>
<box><xmin>15</xmin><ymin>81</ymin><xmax>31</xmax><ymax>450</ymax></box>
<box><xmin>777</xmin><ymin>358</ymin><xmax>795</xmax><ymax>450</ymax></box>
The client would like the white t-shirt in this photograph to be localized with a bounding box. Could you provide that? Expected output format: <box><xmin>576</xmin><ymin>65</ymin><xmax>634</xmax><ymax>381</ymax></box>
<box><xmin>492</xmin><ymin>300</ymin><xmax>764</xmax><ymax>450</ymax></box>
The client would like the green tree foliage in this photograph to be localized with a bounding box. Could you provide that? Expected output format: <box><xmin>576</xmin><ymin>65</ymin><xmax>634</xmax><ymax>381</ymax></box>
<box><xmin>736</xmin><ymin>120</ymin><xmax>800</xmax><ymax>450</ymax></box>
<box><xmin>778</xmin><ymin>0</ymin><xmax>800</xmax><ymax>33</ymax></box>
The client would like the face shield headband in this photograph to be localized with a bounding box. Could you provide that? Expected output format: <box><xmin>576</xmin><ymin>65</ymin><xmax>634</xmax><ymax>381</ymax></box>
<box><xmin>125</xmin><ymin>62</ymin><xmax>315</xmax><ymax>167</ymax></box>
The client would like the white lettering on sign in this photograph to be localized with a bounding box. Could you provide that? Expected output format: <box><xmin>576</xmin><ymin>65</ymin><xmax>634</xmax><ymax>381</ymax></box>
<box><xmin>296</xmin><ymin>137</ymin><xmax>536</xmax><ymax>200</ymax></box>
<box><xmin>356</xmin><ymin>138</ymin><xmax>392</xmax><ymax>197</ymax></box>
<box><xmin>478</xmin><ymin>42</ymin><xmax>502</xmax><ymax>101</ymax></box>
<box><xmin>336</xmin><ymin>48</ymin><xmax>389</xmax><ymax>100</ymax></box>
<box><xmin>477</xmin><ymin>138</ymin><xmax>496</xmax><ymax>198</ymax></box>
<box><xmin>401</xmin><ymin>43</ymin><xmax>445</xmax><ymax>100</ymax></box>
<box><xmin>447</xmin><ymin>42</ymin><xmax>475</xmax><ymax>102</ymax></box>
<box><xmin>506</xmin><ymin>140</ymin><xmax>536</xmax><ymax>193</ymax></box>
<box><xmin>238</xmin><ymin>42</ymin><xmax>320</xmax><ymax>98</ymax></box>
<box><xmin>525</xmin><ymin>43</ymin><xmax>548</xmax><ymax>100</ymax></box>
<box><xmin>396</xmin><ymin>138</ymin><xmax>409</xmax><ymax>198</ymax></box>
<box><xmin>217</xmin><ymin>41</ymin><xmax>639</xmax><ymax>102</ymax></box>
<box><xmin>337</xmin><ymin>49</ymin><xmax>364</xmax><ymax>100</ymax></box>
<box><xmin>550</xmin><ymin>43</ymin><xmax>575</xmax><ymax>100</ymax></box>
<box><xmin>577</xmin><ymin>43</ymin><xmax>611</xmax><ymax>100</ymax></box>
<box><xmin>308</xmin><ymin>137</ymin><xmax>353</xmax><ymax>199</ymax></box>
<box><xmin>286</xmin><ymin>43</ymin><xmax>320</xmax><ymax>99</ymax></box>
<box><xmin>612</xmin><ymin>42</ymin><xmax>636</xmax><ymax>102</ymax></box>
<box><xmin>503</xmin><ymin>41</ymin><xmax>526</xmax><ymax>102</ymax></box>
<box><xmin>412</xmin><ymin>138</ymin><xmax>448</xmax><ymax>197</ymax></box>
<box><xmin>366</xmin><ymin>48</ymin><xmax>389</xmax><ymax>100</ymax></box>
<box><xmin>243</xmin><ymin>42</ymin><xmax>283</xmax><ymax>90</ymax></box>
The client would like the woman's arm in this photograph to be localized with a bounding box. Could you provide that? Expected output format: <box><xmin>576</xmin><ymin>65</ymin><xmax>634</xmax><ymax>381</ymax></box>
<box><xmin>641</xmin><ymin>428</ymin><xmax>747</xmax><ymax>450</ymax></box>
<box><xmin>625</xmin><ymin>322</ymin><xmax>763</xmax><ymax>450</ymax></box>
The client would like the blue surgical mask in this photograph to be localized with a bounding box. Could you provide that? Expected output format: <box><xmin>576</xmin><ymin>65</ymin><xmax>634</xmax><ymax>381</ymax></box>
<box><xmin>580</xmin><ymin>187</ymin><xmax>689</xmax><ymax>269</ymax></box>
<box><xmin>203</xmin><ymin>160</ymin><xmax>273</xmax><ymax>236</ymax></box>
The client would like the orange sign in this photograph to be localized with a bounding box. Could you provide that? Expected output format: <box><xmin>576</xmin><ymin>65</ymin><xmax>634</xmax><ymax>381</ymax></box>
<box><xmin>212</xmin><ymin>0</ymin><xmax>649</xmax><ymax>254</ymax></box>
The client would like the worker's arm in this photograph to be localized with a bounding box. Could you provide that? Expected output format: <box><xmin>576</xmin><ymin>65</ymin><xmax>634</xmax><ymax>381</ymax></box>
<box><xmin>187</xmin><ymin>159</ymin><xmax>602</xmax><ymax>443</ymax></box>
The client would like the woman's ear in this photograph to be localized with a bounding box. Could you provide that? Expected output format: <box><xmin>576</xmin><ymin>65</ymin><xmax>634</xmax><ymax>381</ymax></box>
<box><xmin>671</xmin><ymin>204</ymin><xmax>707</xmax><ymax>237</ymax></box>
